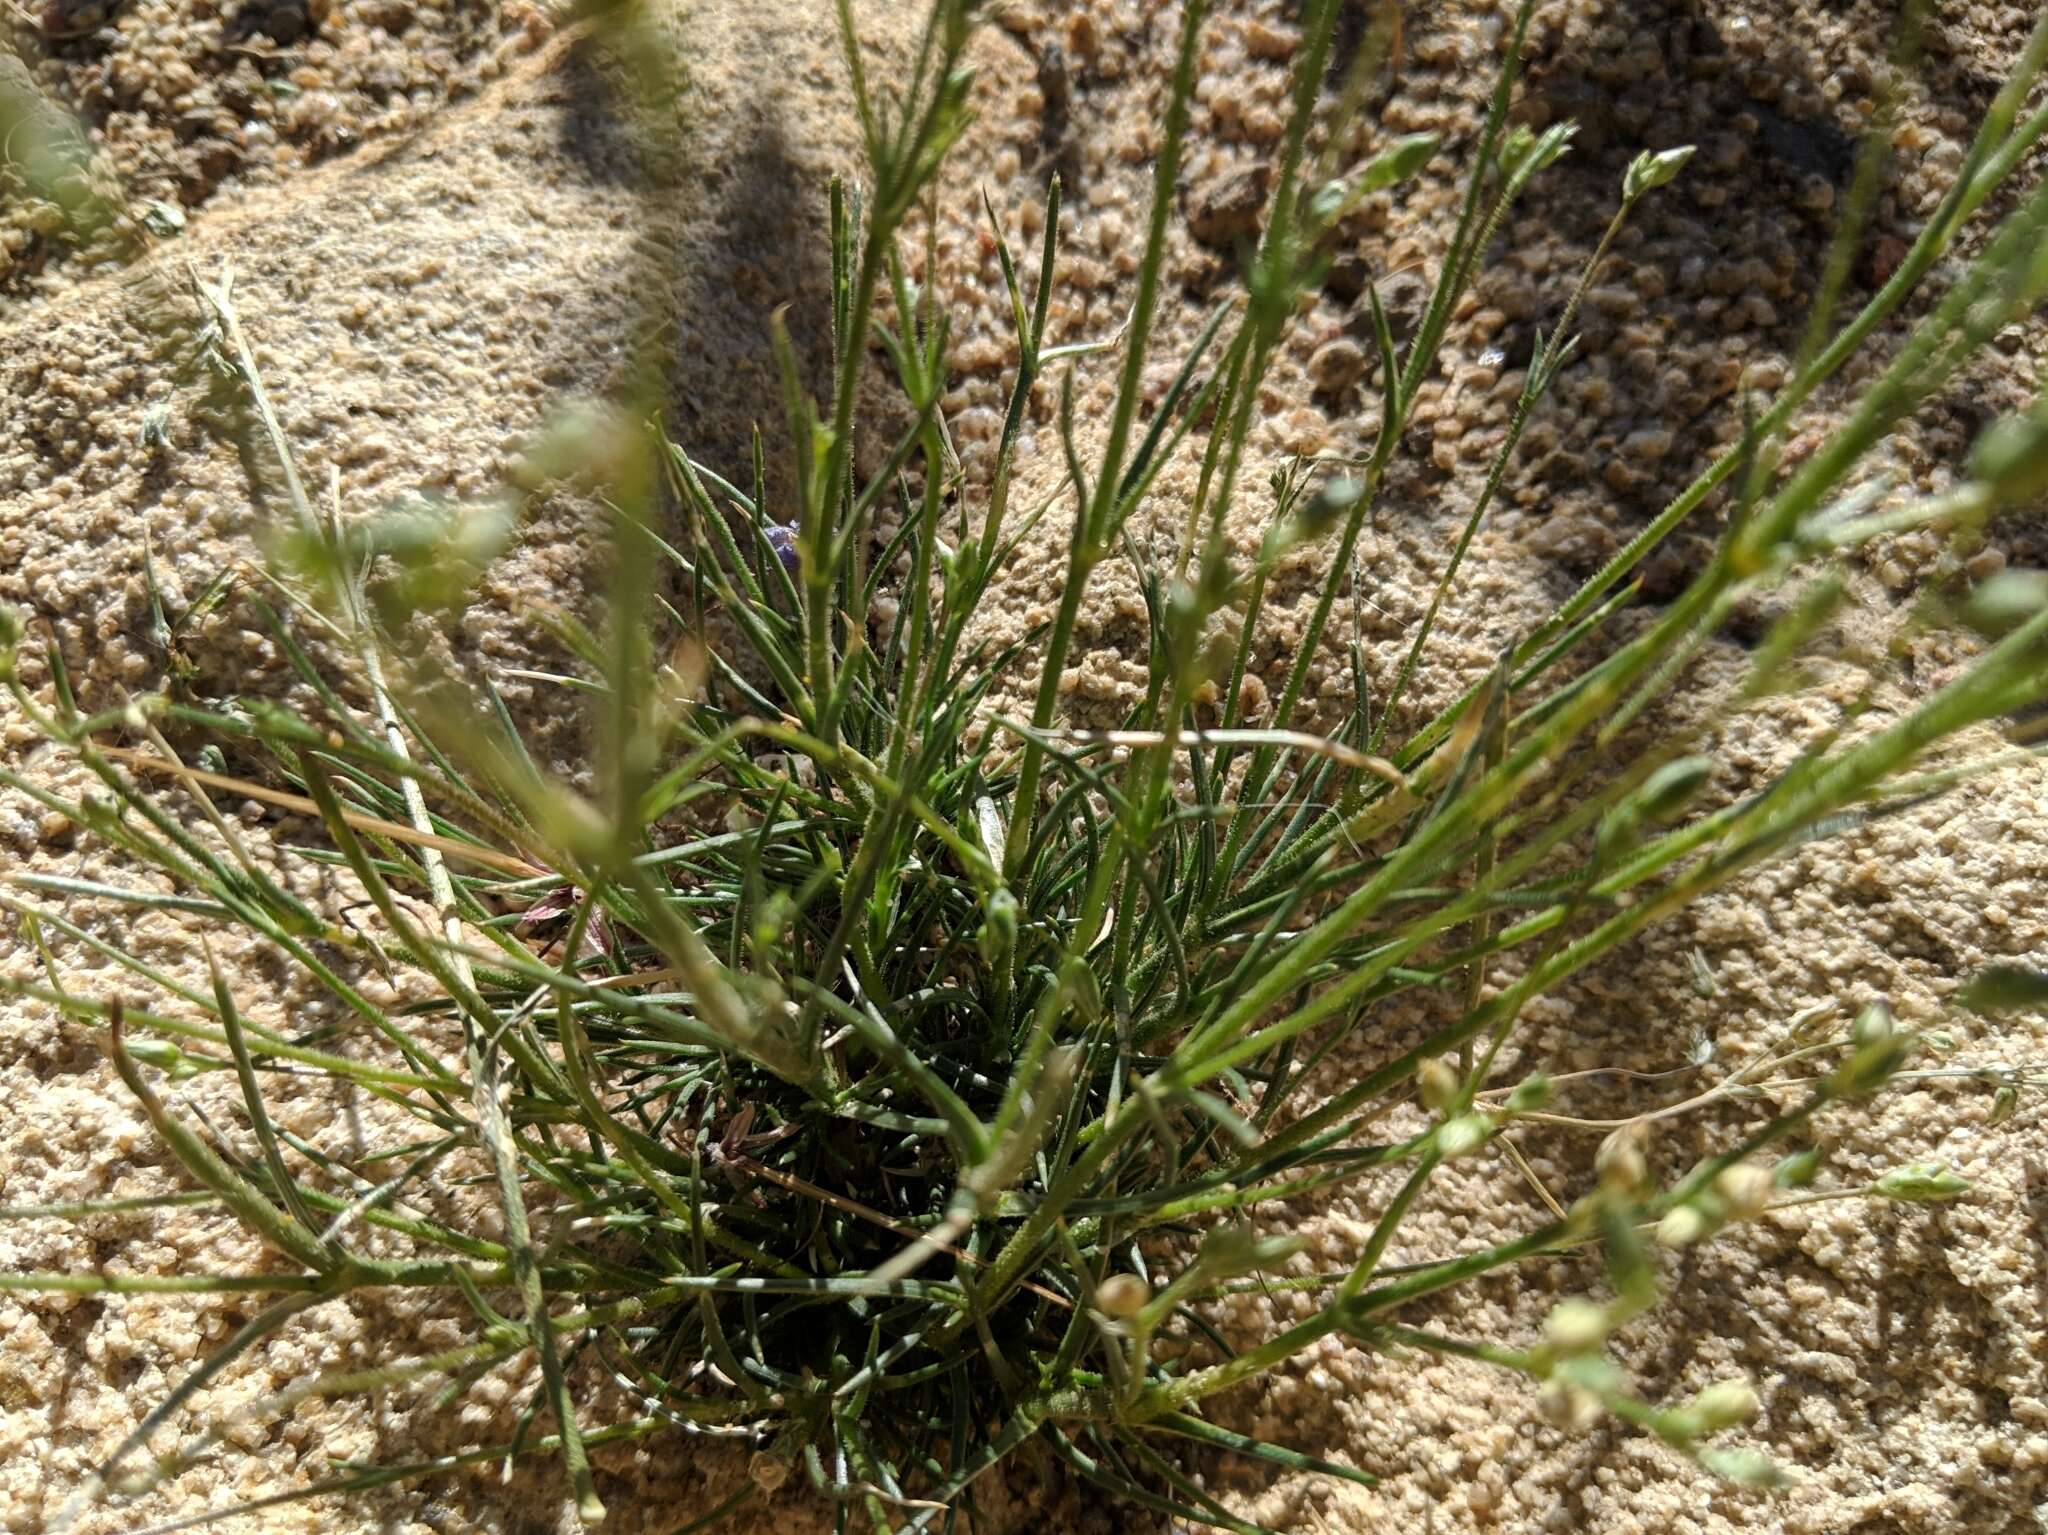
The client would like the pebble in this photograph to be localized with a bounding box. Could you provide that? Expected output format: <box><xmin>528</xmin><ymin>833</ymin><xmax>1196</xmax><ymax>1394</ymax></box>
<box><xmin>233</xmin><ymin>0</ymin><xmax>317</xmax><ymax>45</ymax></box>
<box><xmin>1243</xmin><ymin>20</ymin><xmax>1298</xmax><ymax>60</ymax></box>
<box><xmin>1622</xmin><ymin>426</ymin><xmax>1675</xmax><ymax>462</ymax></box>
<box><xmin>1185</xmin><ymin>162</ymin><xmax>1267</xmax><ymax>248</ymax></box>
<box><xmin>1965</xmin><ymin>546</ymin><xmax>2007</xmax><ymax>582</ymax></box>
<box><xmin>1308</xmin><ymin>338</ymin><xmax>1370</xmax><ymax>394</ymax></box>
<box><xmin>1374</xmin><ymin>269</ymin><xmax>1430</xmax><ymax>344</ymax></box>
<box><xmin>1324</xmin><ymin>247</ymin><xmax>1371</xmax><ymax>301</ymax></box>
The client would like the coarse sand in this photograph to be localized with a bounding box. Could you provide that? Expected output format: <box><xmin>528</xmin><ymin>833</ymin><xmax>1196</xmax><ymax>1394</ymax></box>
<box><xmin>2</xmin><ymin>3</ymin><xmax>2046</xmax><ymax>1533</ymax></box>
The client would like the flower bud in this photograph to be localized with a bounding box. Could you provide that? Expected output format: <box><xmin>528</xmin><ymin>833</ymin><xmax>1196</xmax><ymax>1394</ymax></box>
<box><xmin>1297</xmin><ymin>476</ymin><xmax>1362</xmax><ymax>539</ymax></box>
<box><xmin>1696</xmin><ymin>1447</ymin><xmax>1793</xmax><ymax>1490</ymax></box>
<box><xmin>1320</xmin><ymin>134</ymin><xmax>1432</xmax><ymax>208</ymax></box>
<box><xmin>1689</xmin><ymin>1378</ymin><xmax>1761</xmax><ymax>1432</ymax></box>
<box><xmin>749</xmin><ymin>1450</ymin><xmax>790</xmax><ymax>1493</ymax></box>
<box><xmin>1772</xmin><ymin>1147</ymin><xmax>1823</xmax><ymax>1189</ymax></box>
<box><xmin>1497</xmin><ymin>125</ymin><xmax>1537</xmax><ymax>180</ymax></box>
<box><xmin>1633</xmin><ymin>755</ymin><xmax>1716</xmax><ymax>824</ymax></box>
<box><xmin>1594</xmin><ymin>800</ymin><xmax>1641</xmax><ymax>864</ymax></box>
<box><xmin>1956</xmin><ymin>965</ymin><xmax>2048</xmax><ymax>1016</ymax></box>
<box><xmin>1870</xmin><ymin>1162</ymin><xmax>1971</xmax><ymax>1204</ymax></box>
<box><xmin>1499</xmin><ymin>121</ymin><xmax>1576</xmax><ymax>183</ymax></box>
<box><xmin>1193</xmin><ymin>1223</ymin><xmax>1306</xmax><ymax>1282</ymax></box>
<box><xmin>125</xmin><ymin>1039</ymin><xmax>197</xmax><ymax>1081</ymax></box>
<box><xmin>1624</xmin><ymin>144</ymin><xmax>1696</xmax><ymax>203</ymax></box>
<box><xmin>977</xmin><ymin>887</ymin><xmax>1019</xmax><ymax>966</ymax></box>
<box><xmin>1359</xmin><ymin>131</ymin><xmax>1440</xmax><ymax>192</ymax></box>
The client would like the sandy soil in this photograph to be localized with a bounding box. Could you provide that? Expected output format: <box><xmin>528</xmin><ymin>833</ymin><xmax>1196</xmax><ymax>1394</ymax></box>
<box><xmin>2</xmin><ymin>2</ymin><xmax>2046</xmax><ymax>1533</ymax></box>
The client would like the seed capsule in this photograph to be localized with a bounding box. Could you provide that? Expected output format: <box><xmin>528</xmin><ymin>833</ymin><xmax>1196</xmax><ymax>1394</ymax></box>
<box><xmin>1544</xmin><ymin>1299</ymin><xmax>1609</xmax><ymax>1355</ymax></box>
<box><xmin>1094</xmin><ymin>1273</ymin><xmax>1151</xmax><ymax>1319</ymax></box>
<box><xmin>1656</xmin><ymin>1205</ymin><xmax>1710</xmax><ymax>1249</ymax></box>
<box><xmin>1436</xmin><ymin>1112</ymin><xmax>1491</xmax><ymax>1158</ymax></box>
<box><xmin>1715</xmin><ymin>1163</ymin><xmax>1774</xmax><ymax>1220</ymax></box>
<box><xmin>1851</xmin><ymin>999</ymin><xmax>1895</xmax><ymax>1047</ymax></box>
<box><xmin>1537</xmin><ymin>1379</ymin><xmax>1603</xmax><ymax>1431</ymax></box>
<box><xmin>1595</xmin><ymin>1123</ymin><xmax>1651</xmax><ymax>1197</ymax></box>
<box><xmin>1416</xmin><ymin>1057</ymin><xmax>1459</xmax><ymax>1115</ymax></box>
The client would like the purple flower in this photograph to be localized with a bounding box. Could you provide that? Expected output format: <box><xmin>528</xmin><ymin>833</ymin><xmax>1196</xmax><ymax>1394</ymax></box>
<box><xmin>764</xmin><ymin>523</ymin><xmax>801</xmax><ymax>573</ymax></box>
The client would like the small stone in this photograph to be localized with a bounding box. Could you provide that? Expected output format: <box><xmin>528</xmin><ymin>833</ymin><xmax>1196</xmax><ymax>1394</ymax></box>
<box><xmin>1064</xmin><ymin>10</ymin><xmax>1097</xmax><ymax>64</ymax></box>
<box><xmin>1237</xmin><ymin>671</ymin><xmax>1268</xmax><ymax>718</ymax></box>
<box><xmin>952</xmin><ymin>405</ymin><xmax>1004</xmax><ymax>446</ymax></box>
<box><xmin>1488</xmin><ymin>271</ymin><xmax>1539</xmax><ymax>321</ymax></box>
<box><xmin>1622</xmin><ymin>426</ymin><xmax>1675</xmax><ymax>462</ymax></box>
<box><xmin>1604</xmin><ymin>458</ymin><xmax>1647</xmax><ymax>494</ymax></box>
<box><xmin>1244</xmin><ymin>19</ymin><xmax>1298</xmax><ymax>60</ymax></box>
<box><xmin>36</xmin><ymin>0</ymin><xmax>117</xmax><ymax>35</ymax></box>
<box><xmin>1324</xmin><ymin>247</ymin><xmax>1370</xmax><ymax>301</ymax></box>
<box><xmin>1743</xmin><ymin>357</ymin><xmax>1787</xmax><ymax>390</ymax></box>
<box><xmin>232</xmin><ymin>0</ymin><xmax>316</xmax><ymax>44</ymax></box>
<box><xmin>1307</xmin><ymin>338</ymin><xmax>1369</xmax><ymax>394</ymax></box>
<box><xmin>1185</xmin><ymin>163</ymin><xmax>1268</xmax><ymax>249</ymax></box>
<box><xmin>1860</xmin><ymin>231</ymin><xmax>1908</xmax><ymax>289</ymax></box>
<box><xmin>1373</xmin><ymin>269</ymin><xmax>1429</xmax><ymax>344</ymax></box>
<box><xmin>1277</xmin><ymin>407</ymin><xmax>1327</xmax><ymax>456</ymax></box>
<box><xmin>1242</xmin><ymin>105</ymin><xmax>1285</xmax><ymax>144</ymax></box>
<box><xmin>1526</xmin><ymin>510</ymin><xmax>1615</xmax><ymax>567</ymax></box>
<box><xmin>1037</xmin><ymin>41</ymin><xmax>1071</xmax><ymax>122</ymax></box>
<box><xmin>1588</xmin><ymin>285</ymin><xmax>1636</xmax><ymax>320</ymax></box>
<box><xmin>1966</xmin><ymin>546</ymin><xmax>2007</xmax><ymax>582</ymax></box>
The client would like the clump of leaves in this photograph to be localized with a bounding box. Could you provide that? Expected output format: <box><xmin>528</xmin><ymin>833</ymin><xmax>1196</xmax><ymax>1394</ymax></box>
<box><xmin>5</xmin><ymin>1</ymin><xmax>2048</xmax><ymax>1531</ymax></box>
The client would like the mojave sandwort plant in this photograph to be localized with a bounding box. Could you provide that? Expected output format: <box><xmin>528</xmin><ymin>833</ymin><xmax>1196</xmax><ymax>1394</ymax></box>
<box><xmin>5</xmin><ymin>0</ymin><xmax>2048</xmax><ymax>1530</ymax></box>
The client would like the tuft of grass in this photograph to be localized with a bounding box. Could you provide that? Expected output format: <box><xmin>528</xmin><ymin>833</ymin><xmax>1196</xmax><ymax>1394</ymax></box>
<box><xmin>5</xmin><ymin>1</ymin><xmax>2048</xmax><ymax>1530</ymax></box>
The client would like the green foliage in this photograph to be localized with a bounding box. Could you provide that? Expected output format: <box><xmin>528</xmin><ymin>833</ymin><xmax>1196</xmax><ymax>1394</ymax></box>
<box><xmin>5</xmin><ymin>2</ymin><xmax>2048</xmax><ymax>1531</ymax></box>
